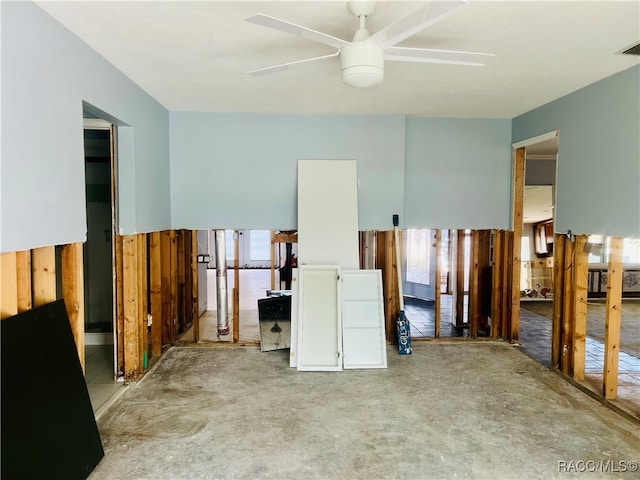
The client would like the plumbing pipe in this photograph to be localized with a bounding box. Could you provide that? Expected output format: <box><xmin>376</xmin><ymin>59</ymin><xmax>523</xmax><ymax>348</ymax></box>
<box><xmin>214</xmin><ymin>230</ymin><xmax>230</xmax><ymax>336</ymax></box>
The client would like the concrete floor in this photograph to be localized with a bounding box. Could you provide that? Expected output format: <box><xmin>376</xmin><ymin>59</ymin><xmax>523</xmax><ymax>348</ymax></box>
<box><xmin>90</xmin><ymin>343</ymin><xmax>640</xmax><ymax>479</ymax></box>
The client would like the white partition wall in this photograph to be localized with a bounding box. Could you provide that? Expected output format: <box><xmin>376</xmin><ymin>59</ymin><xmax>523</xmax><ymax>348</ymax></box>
<box><xmin>342</xmin><ymin>270</ymin><xmax>387</xmax><ymax>369</ymax></box>
<box><xmin>297</xmin><ymin>265</ymin><xmax>342</xmax><ymax>371</ymax></box>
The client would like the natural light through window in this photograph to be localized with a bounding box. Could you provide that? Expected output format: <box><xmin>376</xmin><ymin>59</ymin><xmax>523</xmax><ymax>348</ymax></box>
<box><xmin>225</xmin><ymin>230</ymin><xmax>235</xmax><ymax>261</ymax></box>
<box><xmin>250</xmin><ymin>230</ymin><xmax>271</xmax><ymax>261</ymax></box>
<box><xmin>406</xmin><ymin>229</ymin><xmax>430</xmax><ymax>285</ymax></box>
<box><xmin>521</xmin><ymin>236</ymin><xmax>531</xmax><ymax>262</ymax></box>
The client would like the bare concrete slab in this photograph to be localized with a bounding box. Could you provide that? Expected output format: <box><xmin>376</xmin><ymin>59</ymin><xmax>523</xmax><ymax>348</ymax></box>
<box><xmin>91</xmin><ymin>343</ymin><xmax>640</xmax><ymax>479</ymax></box>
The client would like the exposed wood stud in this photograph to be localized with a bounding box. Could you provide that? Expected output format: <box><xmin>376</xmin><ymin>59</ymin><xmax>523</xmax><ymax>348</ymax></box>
<box><xmin>16</xmin><ymin>250</ymin><xmax>32</xmax><ymax>313</ymax></box>
<box><xmin>561</xmin><ymin>238</ymin><xmax>575</xmax><ymax>376</ymax></box>
<box><xmin>161</xmin><ymin>231</ymin><xmax>172</xmax><ymax>346</ymax></box>
<box><xmin>572</xmin><ymin>234</ymin><xmax>589</xmax><ymax>380</ymax></box>
<box><xmin>61</xmin><ymin>243</ymin><xmax>85</xmax><ymax>373</ymax></box>
<box><xmin>150</xmin><ymin>232</ymin><xmax>162</xmax><ymax>356</ymax></box>
<box><xmin>233</xmin><ymin>230</ymin><xmax>240</xmax><ymax>343</ymax></box>
<box><xmin>142</xmin><ymin>235</ymin><xmax>149</xmax><ymax>371</ymax></box>
<box><xmin>270</xmin><ymin>230</ymin><xmax>276</xmax><ymax>290</ymax></box>
<box><xmin>603</xmin><ymin>237</ymin><xmax>623</xmax><ymax>399</ymax></box>
<box><xmin>384</xmin><ymin>230</ymin><xmax>398</xmax><ymax>344</ymax></box>
<box><xmin>137</xmin><ymin>234</ymin><xmax>148</xmax><ymax>374</ymax></box>
<box><xmin>1</xmin><ymin>252</ymin><xmax>18</xmax><ymax>319</ymax></box>
<box><xmin>122</xmin><ymin>235</ymin><xmax>139</xmax><ymax>381</ymax></box>
<box><xmin>491</xmin><ymin>230</ymin><xmax>503</xmax><ymax>339</ymax></box>
<box><xmin>510</xmin><ymin>147</ymin><xmax>525</xmax><ymax>343</ymax></box>
<box><xmin>170</xmin><ymin>230</ymin><xmax>178</xmax><ymax>344</ymax></box>
<box><xmin>469</xmin><ymin>230</ymin><xmax>480</xmax><ymax>339</ymax></box>
<box><xmin>32</xmin><ymin>246</ymin><xmax>56</xmax><ymax>307</ymax></box>
<box><xmin>192</xmin><ymin>231</ymin><xmax>200</xmax><ymax>343</ymax></box>
<box><xmin>455</xmin><ymin>229</ymin><xmax>466</xmax><ymax>326</ymax></box>
<box><xmin>502</xmin><ymin>231</ymin><xmax>514</xmax><ymax>340</ymax></box>
<box><xmin>434</xmin><ymin>229</ymin><xmax>442</xmax><ymax>339</ymax></box>
<box><xmin>176</xmin><ymin>231</ymin><xmax>185</xmax><ymax>333</ymax></box>
<box><xmin>115</xmin><ymin>235</ymin><xmax>125</xmax><ymax>376</ymax></box>
<box><xmin>551</xmin><ymin>233</ymin><xmax>566</xmax><ymax>369</ymax></box>
<box><xmin>184</xmin><ymin>230</ymin><xmax>194</xmax><ymax>330</ymax></box>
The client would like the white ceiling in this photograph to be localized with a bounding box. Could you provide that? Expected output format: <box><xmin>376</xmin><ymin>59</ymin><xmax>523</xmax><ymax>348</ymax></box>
<box><xmin>37</xmin><ymin>0</ymin><xmax>639</xmax><ymax>118</ymax></box>
<box><xmin>524</xmin><ymin>185</ymin><xmax>553</xmax><ymax>224</ymax></box>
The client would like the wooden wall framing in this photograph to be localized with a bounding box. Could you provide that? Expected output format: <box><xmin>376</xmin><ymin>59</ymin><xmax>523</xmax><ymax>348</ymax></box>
<box><xmin>0</xmin><ymin>229</ymin><xmax>200</xmax><ymax>383</ymax></box>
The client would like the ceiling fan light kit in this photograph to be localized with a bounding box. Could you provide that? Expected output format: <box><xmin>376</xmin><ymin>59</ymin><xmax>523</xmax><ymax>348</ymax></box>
<box><xmin>341</xmin><ymin>42</ymin><xmax>384</xmax><ymax>88</ymax></box>
<box><xmin>246</xmin><ymin>0</ymin><xmax>493</xmax><ymax>89</ymax></box>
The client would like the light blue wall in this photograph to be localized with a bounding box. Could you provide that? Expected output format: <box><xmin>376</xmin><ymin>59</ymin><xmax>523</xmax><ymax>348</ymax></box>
<box><xmin>170</xmin><ymin>113</ymin><xmax>406</xmax><ymax>230</ymax></box>
<box><xmin>404</xmin><ymin>118</ymin><xmax>513</xmax><ymax>229</ymax></box>
<box><xmin>1</xmin><ymin>2</ymin><xmax>171</xmax><ymax>252</ymax></box>
<box><xmin>513</xmin><ymin>66</ymin><xmax>640</xmax><ymax>238</ymax></box>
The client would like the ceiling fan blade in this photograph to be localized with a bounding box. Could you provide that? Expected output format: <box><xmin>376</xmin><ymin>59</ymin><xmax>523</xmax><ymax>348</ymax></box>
<box><xmin>385</xmin><ymin>46</ymin><xmax>494</xmax><ymax>66</ymax></box>
<box><xmin>368</xmin><ymin>0</ymin><xmax>468</xmax><ymax>48</ymax></box>
<box><xmin>246</xmin><ymin>14</ymin><xmax>352</xmax><ymax>50</ymax></box>
<box><xmin>247</xmin><ymin>52</ymin><xmax>340</xmax><ymax>76</ymax></box>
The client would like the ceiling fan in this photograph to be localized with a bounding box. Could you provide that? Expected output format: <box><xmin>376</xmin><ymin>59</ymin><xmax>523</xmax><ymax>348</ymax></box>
<box><xmin>245</xmin><ymin>0</ymin><xmax>494</xmax><ymax>88</ymax></box>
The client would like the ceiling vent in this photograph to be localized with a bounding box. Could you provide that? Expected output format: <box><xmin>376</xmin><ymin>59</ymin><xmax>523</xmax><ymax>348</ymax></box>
<box><xmin>621</xmin><ymin>42</ymin><xmax>640</xmax><ymax>56</ymax></box>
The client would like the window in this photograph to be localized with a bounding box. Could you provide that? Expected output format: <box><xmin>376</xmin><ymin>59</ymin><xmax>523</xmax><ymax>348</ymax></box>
<box><xmin>249</xmin><ymin>230</ymin><xmax>271</xmax><ymax>261</ymax></box>
<box><xmin>586</xmin><ymin>236</ymin><xmax>640</xmax><ymax>264</ymax></box>
<box><xmin>225</xmin><ymin>230</ymin><xmax>235</xmax><ymax>261</ymax></box>
<box><xmin>406</xmin><ymin>229</ymin><xmax>430</xmax><ymax>285</ymax></box>
<box><xmin>587</xmin><ymin>235</ymin><xmax>604</xmax><ymax>263</ymax></box>
<box><xmin>623</xmin><ymin>237</ymin><xmax>640</xmax><ymax>263</ymax></box>
<box><xmin>521</xmin><ymin>236</ymin><xmax>531</xmax><ymax>262</ymax></box>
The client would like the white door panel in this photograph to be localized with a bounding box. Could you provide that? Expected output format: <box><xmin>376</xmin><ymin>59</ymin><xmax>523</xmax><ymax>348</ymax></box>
<box><xmin>297</xmin><ymin>265</ymin><xmax>342</xmax><ymax>371</ymax></box>
<box><xmin>297</xmin><ymin>160</ymin><xmax>359</xmax><ymax>269</ymax></box>
<box><xmin>342</xmin><ymin>270</ymin><xmax>387</xmax><ymax>369</ymax></box>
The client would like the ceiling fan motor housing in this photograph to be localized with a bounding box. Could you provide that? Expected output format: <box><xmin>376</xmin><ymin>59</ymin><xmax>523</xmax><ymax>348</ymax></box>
<box><xmin>340</xmin><ymin>42</ymin><xmax>384</xmax><ymax>88</ymax></box>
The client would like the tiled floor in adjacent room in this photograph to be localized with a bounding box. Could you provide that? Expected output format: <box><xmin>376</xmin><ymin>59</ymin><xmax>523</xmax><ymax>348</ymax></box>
<box><xmin>405</xmin><ymin>296</ymin><xmax>640</xmax><ymax>417</ymax></box>
<box><xmin>520</xmin><ymin>301</ymin><xmax>640</xmax><ymax>417</ymax></box>
<box><xmin>85</xmin><ymin>344</ymin><xmax>123</xmax><ymax>413</ymax></box>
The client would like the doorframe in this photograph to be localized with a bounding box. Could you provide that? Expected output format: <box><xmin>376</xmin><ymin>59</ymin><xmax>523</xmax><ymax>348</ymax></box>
<box><xmin>82</xmin><ymin>116</ymin><xmax>120</xmax><ymax>378</ymax></box>
<box><xmin>510</xmin><ymin>130</ymin><xmax>559</xmax><ymax>343</ymax></box>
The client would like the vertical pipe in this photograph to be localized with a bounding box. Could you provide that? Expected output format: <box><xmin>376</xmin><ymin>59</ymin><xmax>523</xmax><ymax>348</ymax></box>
<box><xmin>215</xmin><ymin>230</ymin><xmax>230</xmax><ymax>336</ymax></box>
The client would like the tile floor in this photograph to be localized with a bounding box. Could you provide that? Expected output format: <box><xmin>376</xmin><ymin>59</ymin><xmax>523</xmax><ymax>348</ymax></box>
<box><xmin>406</xmin><ymin>296</ymin><xmax>640</xmax><ymax>416</ymax></box>
<box><xmin>404</xmin><ymin>295</ymin><xmax>492</xmax><ymax>338</ymax></box>
<box><xmin>519</xmin><ymin>305</ymin><xmax>640</xmax><ymax>417</ymax></box>
<box><xmin>85</xmin><ymin>344</ymin><xmax>123</xmax><ymax>413</ymax></box>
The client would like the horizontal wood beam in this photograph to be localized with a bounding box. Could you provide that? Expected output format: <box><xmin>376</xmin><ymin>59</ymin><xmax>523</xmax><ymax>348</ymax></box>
<box><xmin>273</xmin><ymin>233</ymin><xmax>298</xmax><ymax>244</ymax></box>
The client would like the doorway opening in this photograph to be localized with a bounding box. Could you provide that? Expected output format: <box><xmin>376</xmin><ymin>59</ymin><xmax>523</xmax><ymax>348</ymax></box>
<box><xmin>83</xmin><ymin>115</ymin><xmax>122</xmax><ymax>411</ymax></box>
<box><xmin>514</xmin><ymin>132</ymin><xmax>558</xmax><ymax>365</ymax></box>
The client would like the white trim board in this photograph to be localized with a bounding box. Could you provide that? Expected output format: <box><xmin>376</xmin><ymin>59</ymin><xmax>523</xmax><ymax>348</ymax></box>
<box><xmin>512</xmin><ymin>130</ymin><xmax>558</xmax><ymax>149</ymax></box>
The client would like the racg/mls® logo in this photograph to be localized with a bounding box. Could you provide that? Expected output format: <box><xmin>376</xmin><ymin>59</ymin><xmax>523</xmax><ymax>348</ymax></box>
<box><xmin>558</xmin><ymin>460</ymin><xmax>638</xmax><ymax>474</ymax></box>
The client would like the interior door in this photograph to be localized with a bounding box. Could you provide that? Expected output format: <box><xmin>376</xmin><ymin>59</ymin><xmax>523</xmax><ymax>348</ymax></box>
<box><xmin>342</xmin><ymin>269</ymin><xmax>387</xmax><ymax>369</ymax></box>
<box><xmin>297</xmin><ymin>265</ymin><xmax>342</xmax><ymax>371</ymax></box>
